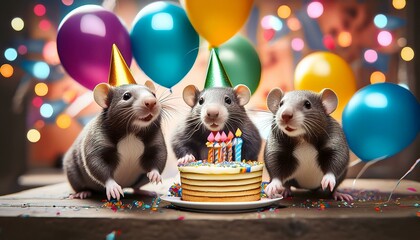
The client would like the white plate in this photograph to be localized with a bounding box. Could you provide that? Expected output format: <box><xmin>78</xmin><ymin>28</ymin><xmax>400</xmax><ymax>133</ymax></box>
<box><xmin>160</xmin><ymin>196</ymin><xmax>283</xmax><ymax>213</ymax></box>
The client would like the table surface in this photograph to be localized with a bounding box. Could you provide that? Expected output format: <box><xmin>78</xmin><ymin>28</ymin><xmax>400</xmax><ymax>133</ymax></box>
<box><xmin>0</xmin><ymin>178</ymin><xmax>419</xmax><ymax>239</ymax></box>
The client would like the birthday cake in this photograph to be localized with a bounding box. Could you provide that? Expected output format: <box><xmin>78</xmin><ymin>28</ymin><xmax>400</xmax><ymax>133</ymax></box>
<box><xmin>178</xmin><ymin>129</ymin><xmax>264</xmax><ymax>202</ymax></box>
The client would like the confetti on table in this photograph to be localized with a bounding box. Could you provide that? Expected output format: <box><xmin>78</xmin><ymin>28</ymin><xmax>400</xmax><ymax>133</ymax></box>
<box><xmin>106</xmin><ymin>230</ymin><xmax>121</xmax><ymax>240</ymax></box>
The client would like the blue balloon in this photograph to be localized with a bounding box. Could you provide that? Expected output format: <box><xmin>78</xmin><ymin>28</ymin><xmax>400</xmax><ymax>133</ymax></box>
<box><xmin>342</xmin><ymin>83</ymin><xmax>420</xmax><ymax>162</ymax></box>
<box><xmin>130</xmin><ymin>1</ymin><xmax>199</xmax><ymax>88</ymax></box>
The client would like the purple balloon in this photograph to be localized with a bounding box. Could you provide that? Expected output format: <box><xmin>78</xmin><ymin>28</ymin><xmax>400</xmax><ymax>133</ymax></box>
<box><xmin>57</xmin><ymin>5</ymin><xmax>132</xmax><ymax>90</ymax></box>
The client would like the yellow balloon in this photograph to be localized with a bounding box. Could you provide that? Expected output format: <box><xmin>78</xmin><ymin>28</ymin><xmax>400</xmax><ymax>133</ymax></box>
<box><xmin>294</xmin><ymin>52</ymin><xmax>357</xmax><ymax>120</ymax></box>
<box><xmin>185</xmin><ymin>0</ymin><xmax>253</xmax><ymax>47</ymax></box>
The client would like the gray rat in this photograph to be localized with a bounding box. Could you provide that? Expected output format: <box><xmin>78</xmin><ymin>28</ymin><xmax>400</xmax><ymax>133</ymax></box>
<box><xmin>264</xmin><ymin>88</ymin><xmax>352</xmax><ymax>201</ymax></box>
<box><xmin>172</xmin><ymin>85</ymin><xmax>262</xmax><ymax>164</ymax></box>
<box><xmin>63</xmin><ymin>80</ymin><xmax>167</xmax><ymax>201</ymax></box>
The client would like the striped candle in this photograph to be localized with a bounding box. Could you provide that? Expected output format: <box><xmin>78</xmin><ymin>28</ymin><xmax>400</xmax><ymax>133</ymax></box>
<box><xmin>206</xmin><ymin>142</ymin><xmax>214</xmax><ymax>163</ymax></box>
<box><xmin>234</xmin><ymin>128</ymin><xmax>243</xmax><ymax>162</ymax></box>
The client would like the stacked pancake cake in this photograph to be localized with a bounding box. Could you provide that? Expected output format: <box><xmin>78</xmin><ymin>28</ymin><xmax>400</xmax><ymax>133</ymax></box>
<box><xmin>178</xmin><ymin>129</ymin><xmax>264</xmax><ymax>202</ymax></box>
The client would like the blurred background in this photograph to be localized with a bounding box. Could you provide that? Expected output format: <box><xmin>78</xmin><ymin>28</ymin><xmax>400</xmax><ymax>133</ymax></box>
<box><xmin>0</xmin><ymin>0</ymin><xmax>419</xmax><ymax>195</ymax></box>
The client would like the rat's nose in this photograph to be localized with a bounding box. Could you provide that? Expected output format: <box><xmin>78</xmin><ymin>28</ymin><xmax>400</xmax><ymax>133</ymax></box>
<box><xmin>281</xmin><ymin>112</ymin><xmax>293</xmax><ymax>122</ymax></box>
<box><xmin>206</xmin><ymin>106</ymin><xmax>219</xmax><ymax>118</ymax></box>
<box><xmin>144</xmin><ymin>98</ymin><xmax>156</xmax><ymax>110</ymax></box>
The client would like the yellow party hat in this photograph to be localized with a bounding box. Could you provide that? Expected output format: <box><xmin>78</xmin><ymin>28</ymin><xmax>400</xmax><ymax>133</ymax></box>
<box><xmin>108</xmin><ymin>44</ymin><xmax>136</xmax><ymax>86</ymax></box>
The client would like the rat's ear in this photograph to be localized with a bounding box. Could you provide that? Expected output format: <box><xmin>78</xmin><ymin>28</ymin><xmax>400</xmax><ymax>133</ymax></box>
<box><xmin>234</xmin><ymin>84</ymin><xmax>251</xmax><ymax>106</ymax></box>
<box><xmin>320</xmin><ymin>88</ymin><xmax>338</xmax><ymax>115</ymax></box>
<box><xmin>93</xmin><ymin>83</ymin><xmax>111</xmax><ymax>109</ymax></box>
<box><xmin>183</xmin><ymin>85</ymin><xmax>199</xmax><ymax>108</ymax></box>
<box><xmin>266</xmin><ymin>88</ymin><xmax>284</xmax><ymax>113</ymax></box>
<box><xmin>144</xmin><ymin>80</ymin><xmax>156</xmax><ymax>93</ymax></box>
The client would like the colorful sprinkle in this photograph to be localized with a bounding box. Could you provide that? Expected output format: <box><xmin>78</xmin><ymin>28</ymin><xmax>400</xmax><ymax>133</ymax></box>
<box><xmin>177</xmin><ymin>216</ymin><xmax>185</xmax><ymax>220</ymax></box>
<box><xmin>407</xmin><ymin>187</ymin><xmax>417</xmax><ymax>192</ymax></box>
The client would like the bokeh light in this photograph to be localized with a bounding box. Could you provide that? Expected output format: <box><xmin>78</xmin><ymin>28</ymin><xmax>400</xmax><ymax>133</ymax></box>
<box><xmin>377</xmin><ymin>31</ymin><xmax>392</xmax><ymax>47</ymax></box>
<box><xmin>287</xmin><ymin>17</ymin><xmax>301</xmax><ymax>31</ymax></box>
<box><xmin>397</xmin><ymin>37</ymin><xmax>407</xmax><ymax>47</ymax></box>
<box><xmin>34</xmin><ymin>82</ymin><xmax>49</xmax><ymax>97</ymax></box>
<box><xmin>323</xmin><ymin>34</ymin><xmax>335</xmax><ymax>50</ymax></box>
<box><xmin>364</xmin><ymin>49</ymin><xmax>378</xmax><ymax>63</ymax></box>
<box><xmin>34</xmin><ymin>120</ymin><xmax>45</xmax><ymax>129</ymax></box>
<box><xmin>291</xmin><ymin>38</ymin><xmax>304</xmax><ymax>51</ymax></box>
<box><xmin>34</xmin><ymin>4</ymin><xmax>46</xmax><ymax>17</ymax></box>
<box><xmin>401</xmin><ymin>46</ymin><xmax>414</xmax><ymax>61</ymax></box>
<box><xmin>307</xmin><ymin>1</ymin><xmax>324</xmax><ymax>19</ymax></box>
<box><xmin>62</xmin><ymin>0</ymin><xmax>74</xmax><ymax>6</ymax></box>
<box><xmin>0</xmin><ymin>64</ymin><xmax>14</xmax><ymax>78</ymax></box>
<box><xmin>338</xmin><ymin>31</ymin><xmax>352</xmax><ymax>47</ymax></box>
<box><xmin>261</xmin><ymin>15</ymin><xmax>283</xmax><ymax>31</ymax></box>
<box><xmin>39</xmin><ymin>19</ymin><xmax>52</xmax><ymax>31</ymax></box>
<box><xmin>18</xmin><ymin>45</ymin><xmax>27</xmax><ymax>55</ymax></box>
<box><xmin>27</xmin><ymin>129</ymin><xmax>41</xmax><ymax>143</ymax></box>
<box><xmin>43</xmin><ymin>41</ymin><xmax>60</xmax><ymax>65</ymax></box>
<box><xmin>33</xmin><ymin>61</ymin><xmax>50</xmax><ymax>79</ymax></box>
<box><xmin>63</xmin><ymin>90</ymin><xmax>77</xmax><ymax>103</ymax></box>
<box><xmin>56</xmin><ymin>114</ymin><xmax>72</xmax><ymax>129</ymax></box>
<box><xmin>370</xmin><ymin>71</ymin><xmax>386</xmax><ymax>84</ymax></box>
<box><xmin>4</xmin><ymin>48</ymin><xmax>18</xmax><ymax>61</ymax></box>
<box><xmin>40</xmin><ymin>103</ymin><xmax>54</xmax><ymax>118</ymax></box>
<box><xmin>392</xmin><ymin>0</ymin><xmax>406</xmax><ymax>10</ymax></box>
<box><xmin>32</xmin><ymin>97</ymin><xmax>43</xmax><ymax>108</ymax></box>
<box><xmin>374</xmin><ymin>14</ymin><xmax>387</xmax><ymax>29</ymax></box>
<box><xmin>277</xmin><ymin>5</ymin><xmax>291</xmax><ymax>19</ymax></box>
<box><xmin>11</xmin><ymin>17</ymin><xmax>24</xmax><ymax>31</ymax></box>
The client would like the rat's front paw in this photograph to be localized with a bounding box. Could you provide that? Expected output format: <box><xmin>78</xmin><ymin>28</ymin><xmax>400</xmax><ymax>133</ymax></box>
<box><xmin>147</xmin><ymin>169</ymin><xmax>162</xmax><ymax>184</ymax></box>
<box><xmin>105</xmin><ymin>179</ymin><xmax>124</xmax><ymax>201</ymax></box>
<box><xmin>321</xmin><ymin>173</ymin><xmax>336</xmax><ymax>192</ymax></box>
<box><xmin>265</xmin><ymin>178</ymin><xmax>284</xmax><ymax>198</ymax></box>
<box><xmin>177</xmin><ymin>154</ymin><xmax>195</xmax><ymax>165</ymax></box>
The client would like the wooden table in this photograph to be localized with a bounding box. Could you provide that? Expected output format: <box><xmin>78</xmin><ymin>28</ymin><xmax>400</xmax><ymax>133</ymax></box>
<box><xmin>0</xmin><ymin>179</ymin><xmax>419</xmax><ymax>239</ymax></box>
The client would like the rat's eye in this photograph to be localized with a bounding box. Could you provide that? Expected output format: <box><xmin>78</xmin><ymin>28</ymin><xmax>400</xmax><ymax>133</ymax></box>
<box><xmin>123</xmin><ymin>92</ymin><xmax>132</xmax><ymax>101</ymax></box>
<box><xmin>279</xmin><ymin>100</ymin><xmax>284</xmax><ymax>107</ymax></box>
<box><xmin>151</xmin><ymin>92</ymin><xmax>156</xmax><ymax>98</ymax></box>
<box><xmin>224</xmin><ymin>96</ymin><xmax>232</xmax><ymax>105</ymax></box>
<box><xmin>304</xmin><ymin>100</ymin><xmax>311</xmax><ymax>109</ymax></box>
<box><xmin>198</xmin><ymin>97</ymin><xmax>204</xmax><ymax>105</ymax></box>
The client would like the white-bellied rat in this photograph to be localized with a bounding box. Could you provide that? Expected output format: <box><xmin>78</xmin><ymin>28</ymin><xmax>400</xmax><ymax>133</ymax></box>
<box><xmin>264</xmin><ymin>88</ymin><xmax>352</xmax><ymax>201</ymax></box>
<box><xmin>172</xmin><ymin>85</ymin><xmax>262</xmax><ymax>164</ymax></box>
<box><xmin>63</xmin><ymin>81</ymin><xmax>167</xmax><ymax>201</ymax></box>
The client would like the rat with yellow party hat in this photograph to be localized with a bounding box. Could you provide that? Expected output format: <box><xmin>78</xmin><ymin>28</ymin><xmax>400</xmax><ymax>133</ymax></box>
<box><xmin>171</xmin><ymin>48</ymin><xmax>262</xmax><ymax>165</ymax></box>
<box><xmin>63</xmin><ymin>44</ymin><xmax>168</xmax><ymax>201</ymax></box>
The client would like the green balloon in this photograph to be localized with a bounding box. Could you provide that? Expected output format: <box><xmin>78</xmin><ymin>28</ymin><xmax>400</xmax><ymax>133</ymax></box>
<box><xmin>218</xmin><ymin>35</ymin><xmax>261</xmax><ymax>94</ymax></box>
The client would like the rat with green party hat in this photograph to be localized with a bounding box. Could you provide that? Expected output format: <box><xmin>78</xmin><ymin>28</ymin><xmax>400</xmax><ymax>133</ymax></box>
<box><xmin>172</xmin><ymin>48</ymin><xmax>262</xmax><ymax>165</ymax></box>
<box><xmin>63</xmin><ymin>44</ymin><xmax>167</xmax><ymax>201</ymax></box>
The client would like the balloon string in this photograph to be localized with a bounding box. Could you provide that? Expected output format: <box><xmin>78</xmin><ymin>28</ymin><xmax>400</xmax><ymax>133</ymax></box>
<box><xmin>349</xmin><ymin>158</ymin><xmax>362</xmax><ymax>168</ymax></box>
<box><xmin>387</xmin><ymin>158</ymin><xmax>420</xmax><ymax>203</ymax></box>
<box><xmin>352</xmin><ymin>158</ymin><xmax>381</xmax><ymax>189</ymax></box>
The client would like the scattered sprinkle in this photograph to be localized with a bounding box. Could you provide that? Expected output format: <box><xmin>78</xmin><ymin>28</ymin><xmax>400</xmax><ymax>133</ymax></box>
<box><xmin>106</xmin><ymin>230</ymin><xmax>121</xmax><ymax>240</ymax></box>
<box><xmin>101</xmin><ymin>199</ymin><xmax>160</xmax><ymax>212</ymax></box>
<box><xmin>177</xmin><ymin>216</ymin><xmax>185</xmax><ymax>220</ymax></box>
<box><xmin>407</xmin><ymin>187</ymin><xmax>417</xmax><ymax>192</ymax></box>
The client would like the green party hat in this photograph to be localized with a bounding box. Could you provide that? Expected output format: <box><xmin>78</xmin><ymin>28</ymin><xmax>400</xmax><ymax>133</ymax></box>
<box><xmin>204</xmin><ymin>48</ymin><xmax>233</xmax><ymax>88</ymax></box>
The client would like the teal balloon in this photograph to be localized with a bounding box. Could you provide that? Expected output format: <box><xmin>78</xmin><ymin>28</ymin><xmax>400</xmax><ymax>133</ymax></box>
<box><xmin>218</xmin><ymin>35</ymin><xmax>261</xmax><ymax>94</ymax></box>
<box><xmin>130</xmin><ymin>1</ymin><xmax>199</xmax><ymax>88</ymax></box>
<box><xmin>342</xmin><ymin>83</ymin><xmax>420</xmax><ymax>162</ymax></box>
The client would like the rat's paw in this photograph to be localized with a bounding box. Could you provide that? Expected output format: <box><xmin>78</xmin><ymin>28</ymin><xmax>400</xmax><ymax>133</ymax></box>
<box><xmin>70</xmin><ymin>191</ymin><xmax>92</xmax><ymax>199</ymax></box>
<box><xmin>265</xmin><ymin>178</ymin><xmax>284</xmax><ymax>198</ymax></box>
<box><xmin>105</xmin><ymin>179</ymin><xmax>124</xmax><ymax>201</ymax></box>
<box><xmin>321</xmin><ymin>173</ymin><xmax>336</xmax><ymax>192</ymax></box>
<box><xmin>281</xmin><ymin>187</ymin><xmax>292</xmax><ymax>198</ymax></box>
<box><xmin>177</xmin><ymin>154</ymin><xmax>195</xmax><ymax>165</ymax></box>
<box><xmin>147</xmin><ymin>169</ymin><xmax>162</xmax><ymax>184</ymax></box>
<box><xmin>333</xmin><ymin>191</ymin><xmax>353</xmax><ymax>202</ymax></box>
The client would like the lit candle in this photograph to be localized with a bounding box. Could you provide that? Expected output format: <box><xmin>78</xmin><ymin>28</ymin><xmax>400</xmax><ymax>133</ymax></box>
<box><xmin>207</xmin><ymin>132</ymin><xmax>215</xmax><ymax>163</ymax></box>
<box><xmin>227</xmin><ymin>131</ymin><xmax>234</xmax><ymax>161</ymax></box>
<box><xmin>214</xmin><ymin>132</ymin><xmax>222</xmax><ymax>163</ymax></box>
<box><xmin>220</xmin><ymin>132</ymin><xmax>228</xmax><ymax>162</ymax></box>
<box><xmin>234</xmin><ymin>128</ymin><xmax>243</xmax><ymax>162</ymax></box>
